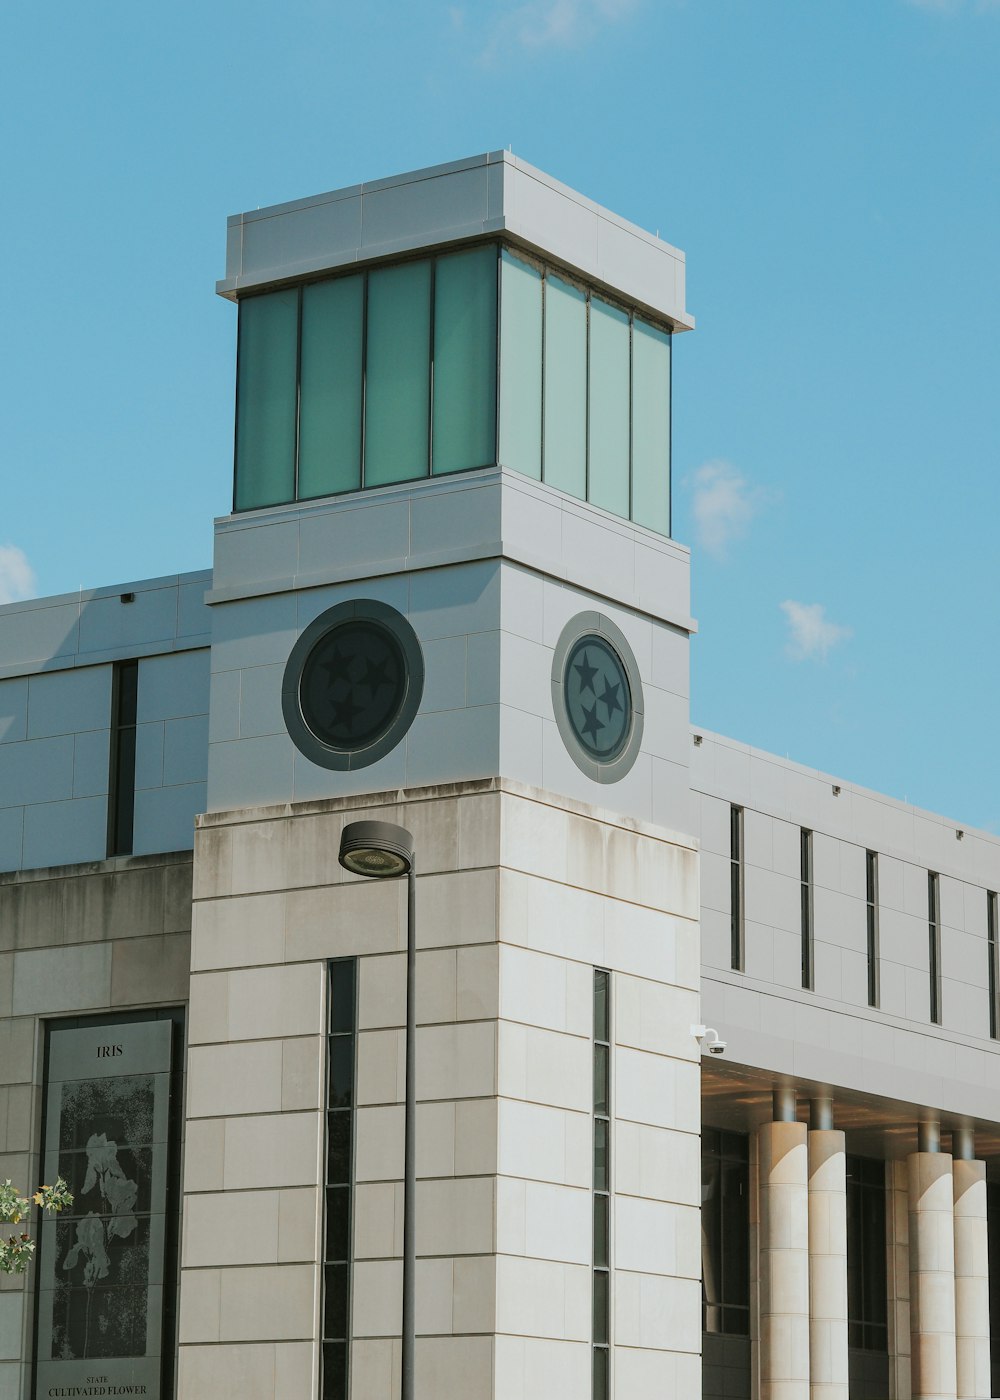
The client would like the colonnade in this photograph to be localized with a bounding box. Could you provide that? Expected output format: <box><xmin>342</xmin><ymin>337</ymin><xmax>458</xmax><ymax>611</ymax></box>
<box><xmin>757</xmin><ymin>1092</ymin><xmax>990</xmax><ymax>1400</ymax></box>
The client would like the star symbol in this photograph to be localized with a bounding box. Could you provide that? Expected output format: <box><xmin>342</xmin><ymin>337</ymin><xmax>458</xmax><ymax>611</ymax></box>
<box><xmin>574</xmin><ymin>650</ymin><xmax>599</xmax><ymax>695</ymax></box>
<box><xmin>330</xmin><ymin>692</ymin><xmax>364</xmax><ymax>733</ymax></box>
<box><xmin>361</xmin><ymin>653</ymin><xmax>394</xmax><ymax>694</ymax></box>
<box><xmin>580</xmin><ymin>701</ymin><xmax>603</xmax><ymax>744</ymax></box>
<box><xmin>322</xmin><ymin>645</ymin><xmax>356</xmax><ymax>689</ymax></box>
<box><xmin>598</xmin><ymin>677</ymin><xmax>623</xmax><ymax>719</ymax></box>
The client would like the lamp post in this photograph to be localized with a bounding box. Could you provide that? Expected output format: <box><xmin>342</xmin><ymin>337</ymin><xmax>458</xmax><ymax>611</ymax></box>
<box><xmin>338</xmin><ymin>820</ymin><xmax>417</xmax><ymax>1400</ymax></box>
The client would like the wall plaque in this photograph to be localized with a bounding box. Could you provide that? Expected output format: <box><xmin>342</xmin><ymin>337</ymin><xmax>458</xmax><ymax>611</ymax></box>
<box><xmin>34</xmin><ymin>1019</ymin><xmax>175</xmax><ymax>1400</ymax></box>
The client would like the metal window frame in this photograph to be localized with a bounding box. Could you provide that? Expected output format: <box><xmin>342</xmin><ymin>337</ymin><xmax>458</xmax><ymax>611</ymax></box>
<box><xmin>866</xmin><ymin>851</ymin><xmax>881</xmax><ymax>1009</ymax></box>
<box><xmin>593</xmin><ymin>966</ymin><xmax>612</xmax><ymax>1400</ymax></box>
<box><xmin>988</xmin><ymin>891</ymin><xmax>999</xmax><ymax>1041</ymax></box>
<box><xmin>800</xmin><ymin>828</ymin><xmax>814</xmax><ymax>991</ymax></box>
<box><xmin>928</xmin><ymin>871</ymin><xmax>942</xmax><ymax>1026</ymax></box>
<box><xmin>106</xmin><ymin>657</ymin><xmax>139</xmax><ymax>857</ymax></box>
<box><xmin>321</xmin><ymin>957</ymin><xmax>359</xmax><ymax>1400</ymax></box>
<box><xmin>730</xmin><ymin>805</ymin><xmax>745</xmax><ymax>972</ymax></box>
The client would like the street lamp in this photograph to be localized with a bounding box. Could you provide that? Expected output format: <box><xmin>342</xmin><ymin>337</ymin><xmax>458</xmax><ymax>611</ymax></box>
<box><xmin>338</xmin><ymin>820</ymin><xmax>417</xmax><ymax>1400</ymax></box>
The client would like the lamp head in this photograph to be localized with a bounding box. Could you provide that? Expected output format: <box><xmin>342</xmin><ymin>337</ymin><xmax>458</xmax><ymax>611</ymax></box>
<box><xmin>339</xmin><ymin>820</ymin><xmax>414</xmax><ymax>878</ymax></box>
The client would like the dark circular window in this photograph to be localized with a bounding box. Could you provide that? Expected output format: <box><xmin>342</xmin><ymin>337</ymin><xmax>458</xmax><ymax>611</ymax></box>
<box><xmin>282</xmin><ymin>600</ymin><xmax>424</xmax><ymax>771</ymax></box>
<box><xmin>551</xmin><ymin>612</ymin><xmax>644</xmax><ymax>783</ymax></box>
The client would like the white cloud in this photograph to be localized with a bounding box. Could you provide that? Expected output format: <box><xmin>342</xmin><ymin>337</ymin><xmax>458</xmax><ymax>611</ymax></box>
<box><xmin>482</xmin><ymin>0</ymin><xmax>638</xmax><ymax>58</ymax></box>
<box><xmin>780</xmin><ymin>600</ymin><xmax>852</xmax><ymax>662</ymax></box>
<box><xmin>0</xmin><ymin>545</ymin><xmax>36</xmax><ymax>606</ymax></box>
<box><xmin>687</xmin><ymin>459</ymin><xmax>763</xmax><ymax>560</ymax></box>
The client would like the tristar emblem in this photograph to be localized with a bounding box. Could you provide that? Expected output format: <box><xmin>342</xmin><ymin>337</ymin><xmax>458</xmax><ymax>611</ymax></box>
<box><xmin>565</xmin><ymin>635</ymin><xmax>631</xmax><ymax>761</ymax></box>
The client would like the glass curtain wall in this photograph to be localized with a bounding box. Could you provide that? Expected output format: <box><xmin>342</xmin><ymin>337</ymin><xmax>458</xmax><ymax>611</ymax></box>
<box><xmin>499</xmin><ymin>248</ymin><xmax>672</xmax><ymax>534</ymax></box>
<box><xmin>234</xmin><ymin>247</ymin><xmax>498</xmax><ymax>510</ymax></box>
<box><xmin>234</xmin><ymin>243</ymin><xmax>673</xmax><ymax>536</ymax></box>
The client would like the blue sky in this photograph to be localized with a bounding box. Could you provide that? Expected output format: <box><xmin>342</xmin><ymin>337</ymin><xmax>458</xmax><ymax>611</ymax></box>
<box><xmin>2</xmin><ymin>0</ymin><xmax>999</xmax><ymax>828</ymax></box>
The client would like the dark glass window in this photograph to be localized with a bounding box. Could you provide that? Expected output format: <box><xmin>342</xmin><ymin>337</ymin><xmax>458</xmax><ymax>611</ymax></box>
<box><xmin>702</xmin><ymin>1128</ymin><xmax>750</xmax><ymax>1338</ymax></box>
<box><xmin>107</xmin><ymin>659</ymin><xmax>138</xmax><ymax>857</ymax></box>
<box><xmin>730</xmin><ymin>806</ymin><xmax>744</xmax><ymax>972</ymax></box>
<box><xmin>593</xmin><ymin>968</ymin><xmax>611</xmax><ymax>1399</ymax></box>
<box><xmin>988</xmin><ymin>892</ymin><xmax>999</xmax><ymax>1041</ymax></box>
<box><xmin>866</xmin><ymin>852</ymin><xmax>880</xmax><ymax>1009</ymax></box>
<box><xmin>988</xmin><ymin>1179</ymin><xmax>1000</xmax><ymax>1399</ymax></box>
<box><xmin>800</xmin><ymin>829</ymin><xmax>814</xmax><ymax>991</ymax></box>
<box><xmin>846</xmin><ymin>1156</ymin><xmax>888</xmax><ymax>1355</ymax></box>
<box><xmin>323</xmin><ymin>959</ymin><xmax>357</xmax><ymax>1400</ymax></box>
<box><xmin>928</xmin><ymin>873</ymin><xmax>942</xmax><ymax>1025</ymax></box>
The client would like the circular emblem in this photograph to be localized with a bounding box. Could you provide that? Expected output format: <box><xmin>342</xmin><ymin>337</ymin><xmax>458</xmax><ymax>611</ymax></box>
<box><xmin>551</xmin><ymin>613</ymin><xmax>644</xmax><ymax>783</ymax></box>
<box><xmin>564</xmin><ymin>635</ymin><xmax>631</xmax><ymax>762</ymax></box>
<box><xmin>282</xmin><ymin>600</ymin><xmax>424</xmax><ymax>770</ymax></box>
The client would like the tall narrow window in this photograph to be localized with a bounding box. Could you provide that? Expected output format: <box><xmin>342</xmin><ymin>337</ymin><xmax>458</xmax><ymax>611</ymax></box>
<box><xmin>846</xmin><ymin>1155</ymin><xmax>889</xmax><ymax>1397</ymax></box>
<box><xmin>107</xmin><ymin>659</ymin><xmax>138</xmax><ymax>857</ymax></box>
<box><xmin>593</xmin><ymin>968</ymin><xmax>611</xmax><ymax>1400</ymax></box>
<box><xmin>866</xmin><ymin>852</ymin><xmax>880</xmax><ymax>1009</ymax></box>
<box><xmin>988</xmin><ymin>1178</ymin><xmax>1000</xmax><ymax>1398</ymax></box>
<box><xmin>323</xmin><ymin>959</ymin><xmax>357</xmax><ymax>1400</ymax></box>
<box><xmin>587</xmin><ymin>297</ymin><xmax>630</xmax><ymax>519</ymax></box>
<box><xmin>365</xmin><ymin>260</ymin><xmax>432</xmax><ymax>486</ymax></box>
<box><xmin>730</xmin><ymin>806</ymin><xmax>744</xmax><ymax>972</ymax></box>
<box><xmin>800</xmin><ymin>829</ymin><xmax>814</xmax><ymax>991</ymax></box>
<box><xmin>499</xmin><ymin>249</ymin><xmax>543</xmax><ymax>479</ymax></box>
<box><xmin>928</xmin><ymin>872</ymin><xmax>942</xmax><ymax>1025</ymax></box>
<box><xmin>433</xmin><ymin>244</ymin><xmax>498</xmax><ymax>476</ymax></box>
<box><xmin>988</xmin><ymin>891</ymin><xmax>999</xmax><ymax>1041</ymax></box>
<box><xmin>234</xmin><ymin>287</ymin><xmax>299</xmax><ymax>510</ymax></box>
<box><xmin>702</xmin><ymin>1129</ymin><xmax>750</xmax><ymax>1400</ymax></box>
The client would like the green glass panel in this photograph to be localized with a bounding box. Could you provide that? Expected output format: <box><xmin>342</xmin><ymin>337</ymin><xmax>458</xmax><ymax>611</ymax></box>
<box><xmin>498</xmin><ymin>249</ymin><xmax>542</xmax><ymax>479</ymax></box>
<box><xmin>298</xmin><ymin>276</ymin><xmax>364</xmax><ymax>500</ymax></box>
<box><xmin>587</xmin><ymin>297</ymin><xmax>630</xmax><ymax>519</ymax></box>
<box><xmin>235</xmin><ymin>289</ymin><xmax>298</xmax><ymax>510</ymax></box>
<box><xmin>432</xmin><ymin>246</ymin><xmax>498</xmax><ymax>475</ymax></box>
<box><xmin>365</xmin><ymin>260</ymin><xmax>431</xmax><ymax>486</ymax></box>
<box><xmin>542</xmin><ymin>274</ymin><xmax>587</xmax><ymax>499</ymax></box>
<box><xmin>631</xmin><ymin>316</ymin><xmax>671</xmax><ymax>535</ymax></box>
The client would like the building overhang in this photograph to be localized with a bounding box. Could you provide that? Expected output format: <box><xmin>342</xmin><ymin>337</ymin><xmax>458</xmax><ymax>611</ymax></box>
<box><xmin>216</xmin><ymin>150</ymin><xmax>694</xmax><ymax>332</ymax></box>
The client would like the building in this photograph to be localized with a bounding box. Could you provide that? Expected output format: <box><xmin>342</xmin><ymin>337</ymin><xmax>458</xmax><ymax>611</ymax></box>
<box><xmin>0</xmin><ymin>152</ymin><xmax>998</xmax><ymax>1400</ymax></box>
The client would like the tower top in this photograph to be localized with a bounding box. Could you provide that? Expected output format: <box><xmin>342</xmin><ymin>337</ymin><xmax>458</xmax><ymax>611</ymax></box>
<box><xmin>217</xmin><ymin>150</ymin><xmax>693</xmax><ymax>331</ymax></box>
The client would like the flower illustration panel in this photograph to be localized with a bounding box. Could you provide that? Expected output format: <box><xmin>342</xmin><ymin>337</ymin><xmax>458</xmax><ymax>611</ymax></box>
<box><xmin>35</xmin><ymin>1018</ymin><xmax>174</xmax><ymax>1400</ymax></box>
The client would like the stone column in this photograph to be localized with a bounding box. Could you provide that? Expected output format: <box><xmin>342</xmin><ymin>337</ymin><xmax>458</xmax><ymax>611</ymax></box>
<box><xmin>908</xmin><ymin>1121</ymin><xmax>957</xmax><ymax>1400</ymax></box>
<box><xmin>951</xmin><ymin>1129</ymin><xmax>990</xmax><ymax>1400</ymax></box>
<box><xmin>807</xmin><ymin>1098</ymin><xmax>848</xmax><ymax>1400</ymax></box>
<box><xmin>760</xmin><ymin>1090</ymin><xmax>810</xmax><ymax>1400</ymax></box>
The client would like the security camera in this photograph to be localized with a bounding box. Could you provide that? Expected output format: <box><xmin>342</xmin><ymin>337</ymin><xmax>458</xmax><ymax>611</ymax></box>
<box><xmin>690</xmin><ymin>1024</ymin><xmax>727</xmax><ymax>1056</ymax></box>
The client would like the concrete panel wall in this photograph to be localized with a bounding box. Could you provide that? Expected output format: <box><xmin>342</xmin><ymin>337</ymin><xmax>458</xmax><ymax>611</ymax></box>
<box><xmin>0</xmin><ymin>573</ymin><xmax>211</xmax><ymax>873</ymax></box>
<box><xmin>180</xmin><ymin>779</ymin><xmax>699</xmax><ymax>1400</ymax></box>
<box><xmin>207</xmin><ymin>472</ymin><xmax>692</xmax><ymax>834</ymax></box>
<box><xmin>694</xmin><ymin>731</ymin><xmax>1000</xmax><ymax>1124</ymax></box>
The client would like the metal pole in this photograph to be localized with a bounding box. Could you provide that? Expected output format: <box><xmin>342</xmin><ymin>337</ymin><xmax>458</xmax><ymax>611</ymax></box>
<box><xmin>402</xmin><ymin>861</ymin><xmax>417</xmax><ymax>1400</ymax></box>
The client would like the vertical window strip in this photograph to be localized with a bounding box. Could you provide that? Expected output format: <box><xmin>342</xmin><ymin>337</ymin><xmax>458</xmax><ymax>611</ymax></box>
<box><xmin>988</xmin><ymin>891</ymin><xmax>999</xmax><ymax>1041</ymax></box>
<box><xmin>928</xmin><ymin>873</ymin><xmax>942</xmax><ymax>1026</ymax></box>
<box><xmin>800</xmin><ymin>829</ymin><xmax>814</xmax><ymax>991</ymax></box>
<box><xmin>730</xmin><ymin>806</ymin><xmax>744</xmax><ymax>972</ymax></box>
<box><xmin>107</xmin><ymin>659</ymin><xmax>138</xmax><ymax>857</ymax></box>
<box><xmin>845</xmin><ymin>1156</ymin><xmax>889</xmax><ymax>1354</ymax></box>
<box><xmin>322</xmin><ymin>958</ymin><xmax>357</xmax><ymax>1400</ymax></box>
<box><xmin>593</xmin><ymin>968</ymin><xmax>611</xmax><ymax>1400</ymax></box>
<box><xmin>866</xmin><ymin>852</ymin><xmax>880</xmax><ymax>1009</ymax></box>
